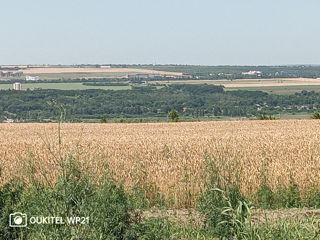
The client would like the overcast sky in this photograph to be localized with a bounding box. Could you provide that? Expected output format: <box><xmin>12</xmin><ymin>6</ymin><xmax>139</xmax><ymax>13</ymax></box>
<box><xmin>1</xmin><ymin>0</ymin><xmax>320</xmax><ymax>65</ymax></box>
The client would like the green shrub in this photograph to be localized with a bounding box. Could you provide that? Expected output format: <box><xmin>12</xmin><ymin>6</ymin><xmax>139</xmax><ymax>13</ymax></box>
<box><xmin>258</xmin><ymin>112</ymin><xmax>276</xmax><ymax>120</ymax></box>
<box><xmin>0</xmin><ymin>181</ymin><xmax>26</xmax><ymax>240</ymax></box>
<box><xmin>311</xmin><ymin>109</ymin><xmax>320</xmax><ymax>119</ymax></box>
<box><xmin>257</xmin><ymin>184</ymin><xmax>274</xmax><ymax>209</ymax></box>
<box><xmin>198</xmin><ymin>157</ymin><xmax>249</xmax><ymax>238</ymax></box>
<box><xmin>301</xmin><ymin>186</ymin><xmax>320</xmax><ymax>208</ymax></box>
<box><xmin>100</xmin><ymin>115</ymin><xmax>107</xmax><ymax>123</ymax></box>
<box><xmin>130</xmin><ymin>182</ymin><xmax>167</xmax><ymax>210</ymax></box>
<box><xmin>275</xmin><ymin>177</ymin><xmax>301</xmax><ymax>208</ymax></box>
<box><xmin>0</xmin><ymin>156</ymin><xmax>140</xmax><ymax>240</ymax></box>
<box><xmin>135</xmin><ymin>217</ymin><xmax>175</xmax><ymax>240</ymax></box>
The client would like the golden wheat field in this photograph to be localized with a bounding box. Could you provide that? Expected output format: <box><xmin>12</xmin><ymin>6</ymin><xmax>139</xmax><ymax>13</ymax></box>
<box><xmin>1</xmin><ymin>120</ymin><xmax>320</xmax><ymax>207</ymax></box>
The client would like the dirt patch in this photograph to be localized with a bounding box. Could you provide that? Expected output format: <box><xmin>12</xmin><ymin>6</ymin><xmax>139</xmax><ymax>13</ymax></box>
<box><xmin>142</xmin><ymin>208</ymin><xmax>320</xmax><ymax>226</ymax></box>
<box><xmin>142</xmin><ymin>208</ymin><xmax>203</xmax><ymax>227</ymax></box>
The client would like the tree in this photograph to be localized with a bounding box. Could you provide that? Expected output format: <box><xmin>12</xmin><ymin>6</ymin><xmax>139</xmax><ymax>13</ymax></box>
<box><xmin>311</xmin><ymin>109</ymin><xmax>320</xmax><ymax>119</ymax></box>
<box><xmin>100</xmin><ymin>115</ymin><xmax>107</xmax><ymax>123</ymax></box>
<box><xmin>168</xmin><ymin>110</ymin><xmax>179</xmax><ymax>122</ymax></box>
<box><xmin>258</xmin><ymin>112</ymin><xmax>276</xmax><ymax>120</ymax></box>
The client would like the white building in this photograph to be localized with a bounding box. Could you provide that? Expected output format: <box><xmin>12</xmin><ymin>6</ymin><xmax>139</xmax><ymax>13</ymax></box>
<box><xmin>13</xmin><ymin>82</ymin><xmax>22</xmax><ymax>90</ymax></box>
<box><xmin>242</xmin><ymin>71</ymin><xmax>262</xmax><ymax>76</ymax></box>
<box><xmin>26</xmin><ymin>76</ymin><xmax>39</xmax><ymax>81</ymax></box>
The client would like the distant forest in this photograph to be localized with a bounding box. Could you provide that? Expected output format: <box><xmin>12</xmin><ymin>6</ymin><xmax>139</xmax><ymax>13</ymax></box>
<box><xmin>0</xmin><ymin>84</ymin><xmax>319</xmax><ymax>122</ymax></box>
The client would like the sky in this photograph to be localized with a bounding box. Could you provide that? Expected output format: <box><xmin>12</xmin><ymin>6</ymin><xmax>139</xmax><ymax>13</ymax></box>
<box><xmin>1</xmin><ymin>0</ymin><xmax>320</xmax><ymax>65</ymax></box>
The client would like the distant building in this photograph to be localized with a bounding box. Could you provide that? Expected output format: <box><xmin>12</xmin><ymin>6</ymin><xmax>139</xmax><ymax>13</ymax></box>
<box><xmin>13</xmin><ymin>82</ymin><xmax>22</xmax><ymax>91</ymax></box>
<box><xmin>242</xmin><ymin>71</ymin><xmax>262</xmax><ymax>76</ymax></box>
<box><xmin>26</xmin><ymin>76</ymin><xmax>39</xmax><ymax>81</ymax></box>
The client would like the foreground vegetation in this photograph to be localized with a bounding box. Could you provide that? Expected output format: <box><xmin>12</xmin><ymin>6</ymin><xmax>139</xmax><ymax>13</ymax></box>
<box><xmin>3</xmin><ymin>163</ymin><xmax>320</xmax><ymax>239</ymax></box>
<box><xmin>2</xmin><ymin>124</ymin><xmax>320</xmax><ymax>239</ymax></box>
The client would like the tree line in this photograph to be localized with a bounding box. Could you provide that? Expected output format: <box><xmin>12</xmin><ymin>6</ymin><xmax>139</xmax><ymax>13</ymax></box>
<box><xmin>0</xmin><ymin>84</ymin><xmax>319</xmax><ymax>122</ymax></box>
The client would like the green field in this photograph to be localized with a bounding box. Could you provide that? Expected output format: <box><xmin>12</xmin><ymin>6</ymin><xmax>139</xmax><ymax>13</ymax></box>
<box><xmin>0</xmin><ymin>83</ymin><xmax>131</xmax><ymax>90</ymax></box>
<box><xmin>154</xmin><ymin>79</ymin><xmax>320</xmax><ymax>95</ymax></box>
<box><xmin>226</xmin><ymin>85</ymin><xmax>320</xmax><ymax>95</ymax></box>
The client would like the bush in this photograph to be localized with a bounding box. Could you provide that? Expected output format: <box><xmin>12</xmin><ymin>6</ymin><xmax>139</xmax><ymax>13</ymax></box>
<box><xmin>275</xmin><ymin>177</ymin><xmax>300</xmax><ymax>208</ymax></box>
<box><xmin>135</xmin><ymin>217</ymin><xmax>175</xmax><ymax>240</ymax></box>
<box><xmin>257</xmin><ymin>184</ymin><xmax>274</xmax><ymax>209</ymax></box>
<box><xmin>198</xmin><ymin>157</ymin><xmax>249</xmax><ymax>238</ymax></box>
<box><xmin>303</xmin><ymin>186</ymin><xmax>320</xmax><ymax>208</ymax></box>
<box><xmin>258</xmin><ymin>112</ymin><xmax>276</xmax><ymax>120</ymax></box>
<box><xmin>0</xmin><ymin>181</ymin><xmax>25</xmax><ymax>240</ymax></box>
<box><xmin>0</xmin><ymin>156</ymin><xmax>140</xmax><ymax>240</ymax></box>
<box><xmin>311</xmin><ymin>109</ymin><xmax>320</xmax><ymax>119</ymax></box>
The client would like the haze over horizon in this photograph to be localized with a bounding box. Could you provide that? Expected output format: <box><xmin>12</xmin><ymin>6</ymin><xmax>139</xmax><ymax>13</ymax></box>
<box><xmin>1</xmin><ymin>0</ymin><xmax>320</xmax><ymax>66</ymax></box>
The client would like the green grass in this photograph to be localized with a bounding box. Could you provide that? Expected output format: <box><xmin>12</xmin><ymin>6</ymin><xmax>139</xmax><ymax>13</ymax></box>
<box><xmin>277</xmin><ymin>112</ymin><xmax>311</xmax><ymax>119</ymax></box>
<box><xmin>0</xmin><ymin>83</ymin><xmax>131</xmax><ymax>91</ymax></box>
